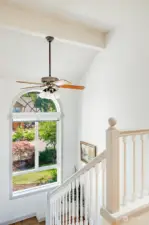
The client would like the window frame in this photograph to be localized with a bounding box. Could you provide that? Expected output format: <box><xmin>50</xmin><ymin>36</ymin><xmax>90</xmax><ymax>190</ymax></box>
<box><xmin>9</xmin><ymin>90</ymin><xmax>62</xmax><ymax>199</ymax></box>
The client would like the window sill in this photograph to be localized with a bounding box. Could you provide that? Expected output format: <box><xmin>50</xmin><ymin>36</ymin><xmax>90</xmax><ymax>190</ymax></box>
<box><xmin>10</xmin><ymin>182</ymin><xmax>59</xmax><ymax>200</ymax></box>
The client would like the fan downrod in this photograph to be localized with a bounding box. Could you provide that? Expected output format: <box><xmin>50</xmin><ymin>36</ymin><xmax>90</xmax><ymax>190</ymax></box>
<box><xmin>46</xmin><ymin>36</ymin><xmax>54</xmax><ymax>77</ymax></box>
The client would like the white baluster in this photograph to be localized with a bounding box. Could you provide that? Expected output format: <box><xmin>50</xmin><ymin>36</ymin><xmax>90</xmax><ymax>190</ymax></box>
<box><xmin>84</xmin><ymin>172</ymin><xmax>89</xmax><ymax>225</ymax></box>
<box><xmin>87</xmin><ymin>170</ymin><xmax>91</xmax><ymax>225</ymax></box>
<box><xmin>102</xmin><ymin>160</ymin><xmax>105</xmax><ymax>207</ymax></box>
<box><xmin>72</xmin><ymin>182</ymin><xmax>75</xmax><ymax>225</ymax></box>
<box><xmin>56</xmin><ymin>198</ymin><xmax>58</xmax><ymax>225</ymax></box>
<box><xmin>132</xmin><ymin>135</ymin><xmax>136</xmax><ymax>201</ymax></box>
<box><xmin>53</xmin><ymin>199</ymin><xmax>56</xmax><ymax>225</ymax></box>
<box><xmin>89</xmin><ymin>169</ymin><xmax>93</xmax><ymax>225</ymax></box>
<box><xmin>76</xmin><ymin>179</ymin><xmax>79</xmax><ymax>225</ymax></box>
<box><xmin>46</xmin><ymin>193</ymin><xmax>50</xmax><ymax>225</ymax></box>
<box><xmin>56</xmin><ymin>199</ymin><xmax>58</xmax><ymax>225</ymax></box>
<box><xmin>141</xmin><ymin>134</ymin><xmax>144</xmax><ymax>197</ymax></box>
<box><xmin>51</xmin><ymin>201</ymin><xmax>52</xmax><ymax>225</ymax></box>
<box><xmin>56</xmin><ymin>198</ymin><xmax>59</xmax><ymax>225</ymax></box>
<box><xmin>123</xmin><ymin>136</ymin><xmax>127</xmax><ymax>205</ymax></box>
<box><xmin>93</xmin><ymin>168</ymin><xmax>96</xmax><ymax>225</ymax></box>
<box><xmin>95</xmin><ymin>164</ymin><xmax>100</xmax><ymax>225</ymax></box>
<box><xmin>65</xmin><ymin>189</ymin><xmax>68</xmax><ymax>225</ymax></box>
<box><xmin>54</xmin><ymin>199</ymin><xmax>56</xmax><ymax>225</ymax></box>
<box><xmin>63</xmin><ymin>194</ymin><xmax>65</xmax><ymax>225</ymax></box>
<box><xmin>69</xmin><ymin>183</ymin><xmax>71</xmax><ymax>225</ymax></box>
<box><xmin>80</xmin><ymin>175</ymin><xmax>83</xmax><ymax>225</ymax></box>
<box><xmin>52</xmin><ymin>201</ymin><xmax>54</xmax><ymax>225</ymax></box>
<box><xmin>60</xmin><ymin>197</ymin><xmax>62</xmax><ymax>225</ymax></box>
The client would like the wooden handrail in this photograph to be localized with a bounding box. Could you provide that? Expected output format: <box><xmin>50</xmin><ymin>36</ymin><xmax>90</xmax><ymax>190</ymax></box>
<box><xmin>49</xmin><ymin>150</ymin><xmax>106</xmax><ymax>197</ymax></box>
<box><xmin>120</xmin><ymin>129</ymin><xmax>149</xmax><ymax>136</ymax></box>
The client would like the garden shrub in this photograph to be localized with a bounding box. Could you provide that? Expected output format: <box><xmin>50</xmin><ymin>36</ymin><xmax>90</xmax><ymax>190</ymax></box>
<box><xmin>36</xmin><ymin>176</ymin><xmax>48</xmax><ymax>185</ymax></box>
<box><xmin>48</xmin><ymin>169</ymin><xmax>57</xmax><ymax>183</ymax></box>
<box><xmin>39</xmin><ymin>148</ymin><xmax>56</xmax><ymax>166</ymax></box>
<box><xmin>12</xmin><ymin>127</ymin><xmax>35</xmax><ymax>142</ymax></box>
<box><xmin>24</xmin><ymin>129</ymin><xmax>35</xmax><ymax>141</ymax></box>
<box><xmin>12</xmin><ymin>127</ymin><xmax>24</xmax><ymax>142</ymax></box>
<box><xmin>36</xmin><ymin>169</ymin><xmax>57</xmax><ymax>185</ymax></box>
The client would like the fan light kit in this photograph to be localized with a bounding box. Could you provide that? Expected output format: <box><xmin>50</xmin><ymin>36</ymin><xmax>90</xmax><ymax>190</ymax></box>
<box><xmin>39</xmin><ymin>88</ymin><xmax>60</xmax><ymax>99</ymax></box>
<box><xmin>16</xmin><ymin>36</ymin><xmax>85</xmax><ymax>99</ymax></box>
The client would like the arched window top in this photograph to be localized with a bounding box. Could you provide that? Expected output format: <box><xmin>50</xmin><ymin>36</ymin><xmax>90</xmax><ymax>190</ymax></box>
<box><xmin>12</xmin><ymin>91</ymin><xmax>59</xmax><ymax>113</ymax></box>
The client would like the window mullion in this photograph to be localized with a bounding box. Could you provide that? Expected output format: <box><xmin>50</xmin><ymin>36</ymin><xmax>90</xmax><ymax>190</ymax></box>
<box><xmin>57</xmin><ymin>121</ymin><xmax>62</xmax><ymax>184</ymax></box>
<box><xmin>35</xmin><ymin>121</ymin><xmax>39</xmax><ymax>169</ymax></box>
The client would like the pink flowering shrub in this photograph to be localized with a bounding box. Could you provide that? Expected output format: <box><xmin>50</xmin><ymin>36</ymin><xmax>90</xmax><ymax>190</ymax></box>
<box><xmin>13</xmin><ymin>141</ymin><xmax>35</xmax><ymax>171</ymax></box>
<box><xmin>12</xmin><ymin>141</ymin><xmax>35</xmax><ymax>159</ymax></box>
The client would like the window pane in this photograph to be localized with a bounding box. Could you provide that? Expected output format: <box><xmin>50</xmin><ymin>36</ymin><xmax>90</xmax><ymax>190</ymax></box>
<box><xmin>12</xmin><ymin>92</ymin><xmax>57</xmax><ymax>112</ymax></box>
<box><xmin>38</xmin><ymin>121</ymin><xmax>57</xmax><ymax>167</ymax></box>
<box><xmin>12</xmin><ymin>121</ymin><xmax>35</xmax><ymax>172</ymax></box>
<box><xmin>13</xmin><ymin>169</ymin><xmax>57</xmax><ymax>191</ymax></box>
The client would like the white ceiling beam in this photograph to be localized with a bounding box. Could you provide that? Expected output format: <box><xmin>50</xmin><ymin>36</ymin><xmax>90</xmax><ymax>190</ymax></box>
<box><xmin>0</xmin><ymin>2</ymin><xmax>106</xmax><ymax>50</ymax></box>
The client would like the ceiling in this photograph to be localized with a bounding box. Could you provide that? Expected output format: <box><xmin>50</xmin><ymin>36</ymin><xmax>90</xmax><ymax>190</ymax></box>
<box><xmin>0</xmin><ymin>0</ymin><xmax>125</xmax><ymax>82</ymax></box>
<box><xmin>8</xmin><ymin>0</ymin><xmax>122</xmax><ymax>30</ymax></box>
<box><xmin>0</xmin><ymin>27</ymin><xmax>97</xmax><ymax>82</ymax></box>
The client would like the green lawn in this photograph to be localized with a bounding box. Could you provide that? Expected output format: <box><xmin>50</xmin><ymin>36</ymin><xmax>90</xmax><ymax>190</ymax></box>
<box><xmin>13</xmin><ymin>169</ymin><xmax>57</xmax><ymax>185</ymax></box>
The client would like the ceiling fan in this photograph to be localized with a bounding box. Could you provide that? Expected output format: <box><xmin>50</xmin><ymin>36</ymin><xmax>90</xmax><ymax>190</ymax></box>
<box><xmin>16</xmin><ymin>36</ymin><xmax>85</xmax><ymax>99</ymax></box>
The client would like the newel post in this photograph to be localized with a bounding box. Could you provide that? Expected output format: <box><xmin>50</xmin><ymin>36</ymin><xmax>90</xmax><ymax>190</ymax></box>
<box><xmin>106</xmin><ymin>118</ymin><xmax>120</xmax><ymax>213</ymax></box>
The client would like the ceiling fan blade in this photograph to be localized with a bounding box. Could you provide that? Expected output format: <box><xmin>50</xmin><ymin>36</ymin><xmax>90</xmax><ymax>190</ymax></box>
<box><xmin>16</xmin><ymin>80</ymin><xmax>42</xmax><ymax>85</ymax></box>
<box><xmin>21</xmin><ymin>85</ymin><xmax>46</xmax><ymax>89</ymax></box>
<box><xmin>59</xmin><ymin>84</ymin><xmax>85</xmax><ymax>90</ymax></box>
<box><xmin>53</xmin><ymin>79</ymin><xmax>72</xmax><ymax>86</ymax></box>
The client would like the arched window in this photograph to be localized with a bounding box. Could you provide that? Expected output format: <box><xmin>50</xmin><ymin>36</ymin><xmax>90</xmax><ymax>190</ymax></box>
<box><xmin>11</xmin><ymin>90</ymin><xmax>61</xmax><ymax>197</ymax></box>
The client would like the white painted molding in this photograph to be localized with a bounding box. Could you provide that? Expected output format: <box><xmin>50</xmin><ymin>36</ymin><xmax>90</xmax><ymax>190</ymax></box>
<box><xmin>36</xmin><ymin>215</ymin><xmax>45</xmax><ymax>223</ymax></box>
<box><xmin>100</xmin><ymin>208</ymin><xmax>116</xmax><ymax>224</ymax></box>
<box><xmin>0</xmin><ymin>2</ymin><xmax>106</xmax><ymax>50</ymax></box>
<box><xmin>11</xmin><ymin>182</ymin><xmax>59</xmax><ymax>200</ymax></box>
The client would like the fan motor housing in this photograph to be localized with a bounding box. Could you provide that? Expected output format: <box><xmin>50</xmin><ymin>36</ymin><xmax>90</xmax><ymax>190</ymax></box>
<box><xmin>41</xmin><ymin>77</ymin><xmax>59</xmax><ymax>83</ymax></box>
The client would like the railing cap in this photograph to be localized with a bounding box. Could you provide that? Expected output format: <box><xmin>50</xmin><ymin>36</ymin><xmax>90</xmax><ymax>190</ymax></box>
<box><xmin>108</xmin><ymin>117</ymin><xmax>117</xmax><ymax>127</ymax></box>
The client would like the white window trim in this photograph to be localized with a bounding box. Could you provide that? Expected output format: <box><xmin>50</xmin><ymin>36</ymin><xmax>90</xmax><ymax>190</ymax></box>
<box><xmin>9</xmin><ymin>90</ymin><xmax>62</xmax><ymax>199</ymax></box>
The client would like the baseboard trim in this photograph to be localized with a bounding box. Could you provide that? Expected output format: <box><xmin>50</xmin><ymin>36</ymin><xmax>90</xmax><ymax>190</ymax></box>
<box><xmin>37</xmin><ymin>216</ymin><xmax>45</xmax><ymax>223</ymax></box>
<box><xmin>0</xmin><ymin>213</ymin><xmax>36</xmax><ymax>225</ymax></box>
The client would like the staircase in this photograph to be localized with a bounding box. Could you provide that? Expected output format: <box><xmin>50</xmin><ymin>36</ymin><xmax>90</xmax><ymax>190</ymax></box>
<box><xmin>46</xmin><ymin>118</ymin><xmax>149</xmax><ymax>225</ymax></box>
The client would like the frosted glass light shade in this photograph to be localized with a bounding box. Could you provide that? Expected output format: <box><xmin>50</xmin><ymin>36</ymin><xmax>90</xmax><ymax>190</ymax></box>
<box><xmin>39</xmin><ymin>91</ymin><xmax>60</xmax><ymax>99</ymax></box>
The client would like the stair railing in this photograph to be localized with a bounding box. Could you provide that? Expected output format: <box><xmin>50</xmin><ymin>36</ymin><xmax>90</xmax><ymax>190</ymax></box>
<box><xmin>105</xmin><ymin>118</ymin><xmax>149</xmax><ymax>212</ymax></box>
<box><xmin>46</xmin><ymin>117</ymin><xmax>149</xmax><ymax>225</ymax></box>
<box><xmin>119</xmin><ymin>127</ymin><xmax>149</xmax><ymax>206</ymax></box>
<box><xmin>46</xmin><ymin>150</ymin><xmax>106</xmax><ymax>225</ymax></box>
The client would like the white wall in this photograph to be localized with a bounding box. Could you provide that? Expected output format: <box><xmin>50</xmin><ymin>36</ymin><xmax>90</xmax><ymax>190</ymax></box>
<box><xmin>0</xmin><ymin>78</ymin><xmax>79</xmax><ymax>223</ymax></box>
<box><xmin>78</xmin><ymin>1</ymin><xmax>149</xmax><ymax>165</ymax></box>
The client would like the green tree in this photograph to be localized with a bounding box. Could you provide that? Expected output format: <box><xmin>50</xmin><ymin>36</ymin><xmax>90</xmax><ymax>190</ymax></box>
<box><xmin>22</xmin><ymin>92</ymin><xmax>57</xmax><ymax>112</ymax></box>
<box><xmin>39</xmin><ymin>121</ymin><xmax>56</xmax><ymax>149</ymax></box>
<box><xmin>34</xmin><ymin>97</ymin><xmax>56</xmax><ymax>112</ymax></box>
